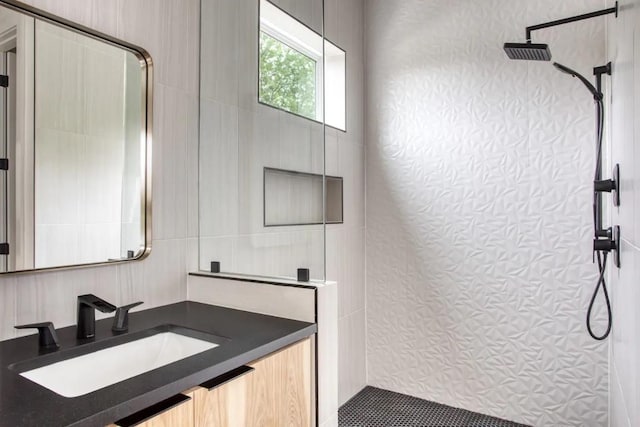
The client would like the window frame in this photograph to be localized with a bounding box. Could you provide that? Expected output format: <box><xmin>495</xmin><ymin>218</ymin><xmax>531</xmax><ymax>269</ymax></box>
<box><xmin>257</xmin><ymin>0</ymin><xmax>347</xmax><ymax>132</ymax></box>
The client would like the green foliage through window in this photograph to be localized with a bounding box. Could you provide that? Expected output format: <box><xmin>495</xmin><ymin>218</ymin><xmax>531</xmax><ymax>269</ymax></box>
<box><xmin>259</xmin><ymin>32</ymin><xmax>317</xmax><ymax>120</ymax></box>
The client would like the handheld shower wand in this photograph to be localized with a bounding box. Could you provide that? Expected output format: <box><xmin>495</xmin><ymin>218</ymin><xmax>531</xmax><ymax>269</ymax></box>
<box><xmin>552</xmin><ymin>63</ymin><xmax>601</xmax><ymax>100</ymax></box>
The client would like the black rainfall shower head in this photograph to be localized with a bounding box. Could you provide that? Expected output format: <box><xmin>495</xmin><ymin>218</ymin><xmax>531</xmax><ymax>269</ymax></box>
<box><xmin>503</xmin><ymin>42</ymin><xmax>552</xmax><ymax>61</ymax></box>
<box><xmin>553</xmin><ymin>62</ymin><xmax>601</xmax><ymax>100</ymax></box>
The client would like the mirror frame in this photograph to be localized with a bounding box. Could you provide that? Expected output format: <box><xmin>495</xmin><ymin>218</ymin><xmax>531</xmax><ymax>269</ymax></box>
<box><xmin>0</xmin><ymin>0</ymin><xmax>153</xmax><ymax>274</ymax></box>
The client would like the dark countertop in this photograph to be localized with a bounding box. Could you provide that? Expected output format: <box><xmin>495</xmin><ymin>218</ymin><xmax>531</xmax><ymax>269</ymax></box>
<box><xmin>0</xmin><ymin>301</ymin><xmax>316</xmax><ymax>427</ymax></box>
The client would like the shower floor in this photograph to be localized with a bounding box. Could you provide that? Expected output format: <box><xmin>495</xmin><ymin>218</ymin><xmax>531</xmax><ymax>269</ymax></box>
<box><xmin>338</xmin><ymin>387</ymin><xmax>530</xmax><ymax>427</ymax></box>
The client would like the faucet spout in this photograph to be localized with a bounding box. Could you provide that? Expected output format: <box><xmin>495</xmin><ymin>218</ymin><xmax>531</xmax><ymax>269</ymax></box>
<box><xmin>77</xmin><ymin>294</ymin><xmax>116</xmax><ymax>339</ymax></box>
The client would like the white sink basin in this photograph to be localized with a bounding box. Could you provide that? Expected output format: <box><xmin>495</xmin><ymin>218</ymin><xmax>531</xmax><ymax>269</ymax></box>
<box><xmin>20</xmin><ymin>332</ymin><xmax>219</xmax><ymax>397</ymax></box>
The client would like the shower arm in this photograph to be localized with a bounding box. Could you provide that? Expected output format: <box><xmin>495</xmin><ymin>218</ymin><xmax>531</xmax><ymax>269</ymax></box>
<box><xmin>525</xmin><ymin>3</ymin><xmax>618</xmax><ymax>43</ymax></box>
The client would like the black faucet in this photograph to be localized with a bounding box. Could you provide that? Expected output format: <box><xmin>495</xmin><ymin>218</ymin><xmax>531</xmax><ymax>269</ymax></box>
<box><xmin>77</xmin><ymin>294</ymin><xmax>116</xmax><ymax>339</ymax></box>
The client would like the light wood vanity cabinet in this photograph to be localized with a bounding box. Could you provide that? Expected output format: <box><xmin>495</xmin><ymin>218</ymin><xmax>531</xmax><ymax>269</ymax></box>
<box><xmin>110</xmin><ymin>338</ymin><xmax>312</xmax><ymax>427</ymax></box>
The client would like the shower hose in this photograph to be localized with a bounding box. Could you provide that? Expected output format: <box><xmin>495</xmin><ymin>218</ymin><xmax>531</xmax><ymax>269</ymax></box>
<box><xmin>586</xmin><ymin>97</ymin><xmax>612</xmax><ymax>341</ymax></box>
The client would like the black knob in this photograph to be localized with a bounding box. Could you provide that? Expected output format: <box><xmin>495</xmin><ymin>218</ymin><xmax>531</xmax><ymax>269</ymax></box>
<box><xmin>594</xmin><ymin>238</ymin><xmax>617</xmax><ymax>252</ymax></box>
<box><xmin>594</xmin><ymin>179</ymin><xmax>616</xmax><ymax>193</ymax></box>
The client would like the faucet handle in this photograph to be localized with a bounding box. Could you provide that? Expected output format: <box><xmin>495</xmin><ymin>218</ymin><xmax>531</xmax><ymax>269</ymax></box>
<box><xmin>15</xmin><ymin>322</ymin><xmax>60</xmax><ymax>349</ymax></box>
<box><xmin>112</xmin><ymin>301</ymin><xmax>143</xmax><ymax>332</ymax></box>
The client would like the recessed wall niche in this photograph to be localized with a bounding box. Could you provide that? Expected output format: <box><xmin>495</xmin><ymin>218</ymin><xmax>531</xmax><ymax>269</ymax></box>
<box><xmin>264</xmin><ymin>167</ymin><xmax>343</xmax><ymax>227</ymax></box>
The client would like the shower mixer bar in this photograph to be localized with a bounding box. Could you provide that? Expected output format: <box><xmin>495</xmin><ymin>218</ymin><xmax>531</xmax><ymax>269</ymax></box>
<box><xmin>504</xmin><ymin>2</ymin><xmax>621</xmax><ymax>341</ymax></box>
<box><xmin>524</xmin><ymin>3</ymin><xmax>618</xmax><ymax>43</ymax></box>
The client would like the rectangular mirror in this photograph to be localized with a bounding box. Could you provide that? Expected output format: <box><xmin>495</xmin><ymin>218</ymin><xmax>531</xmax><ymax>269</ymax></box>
<box><xmin>0</xmin><ymin>1</ymin><xmax>152</xmax><ymax>273</ymax></box>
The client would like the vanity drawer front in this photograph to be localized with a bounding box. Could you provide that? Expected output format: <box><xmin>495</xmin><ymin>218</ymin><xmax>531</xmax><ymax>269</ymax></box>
<box><xmin>194</xmin><ymin>367</ymin><xmax>253</xmax><ymax>427</ymax></box>
<box><xmin>194</xmin><ymin>338</ymin><xmax>312</xmax><ymax>427</ymax></box>
<box><xmin>106</xmin><ymin>337</ymin><xmax>312</xmax><ymax>427</ymax></box>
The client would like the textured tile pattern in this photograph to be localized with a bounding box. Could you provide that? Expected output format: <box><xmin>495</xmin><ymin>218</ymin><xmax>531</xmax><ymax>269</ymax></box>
<box><xmin>339</xmin><ymin>387</ymin><xmax>530</xmax><ymax>427</ymax></box>
<box><xmin>364</xmin><ymin>1</ymin><xmax>609</xmax><ymax>426</ymax></box>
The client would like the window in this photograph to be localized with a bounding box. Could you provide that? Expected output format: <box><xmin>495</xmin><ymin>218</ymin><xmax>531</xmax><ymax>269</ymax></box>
<box><xmin>259</xmin><ymin>32</ymin><xmax>318</xmax><ymax>120</ymax></box>
<box><xmin>259</xmin><ymin>0</ymin><xmax>346</xmax><ymax>131</ymax></box>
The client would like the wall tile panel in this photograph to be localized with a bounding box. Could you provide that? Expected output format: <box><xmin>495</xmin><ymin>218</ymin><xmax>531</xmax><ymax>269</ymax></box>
<box><xmin>365</xmin><ymin>1</ymin><xmax>609</xmax><ymax>425</ymax></box>
<box><xmin>607</xmin><ymin>0</ymin><xmax>640</xmax><ymax>425</ymax></box>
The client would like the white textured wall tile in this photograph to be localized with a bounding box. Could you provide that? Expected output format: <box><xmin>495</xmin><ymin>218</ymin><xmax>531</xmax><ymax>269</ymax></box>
<box><xmin>323</xmin><ymin>0</ymin><xmax>338</xmax><ymax>43</ymax></box>
<box><xmin>152</xmin><ymin>84</ymin><xmax>194</xmax><ymax>241</ymax></box>
<box><xmin>610</xmin><ymin>242</ymin><xmax>639</xmax><ymax>425</ymax></box>
<box><xmin>118</xmin><ymin>0</ymin><xmax>199</xmax><ymax>94</ymax></box>
<box><xmin>269</xmin><ymin>0</ymin><xmax>322</xmax><ymax>35</ymax></box>
<box><xmin>15</xmin><ymin>266</ymin><xmax>119</xmax><ymax>330</ymax></box>
<box><xmin>186</xmin><ymin>89</ymin><xmax>201</xmax><ymax>240</ymax></box>
<box><xmin>25</xmin><ymin>0</ymin><xmax>119</xmax><ymax>35</ymax></box>
<box><xmin>338</xmin><ymin>309</ymin><xmax>366</xmax><ymax>406</ymax></box>
<box><xmin>339</xmin><ymin>138</ymin><xmax>365</xmax><ymax>228</ymax></box>
<box><xmin>608</xmin><ymin>0</ymin><xmax>640</xmax><ymax>425</ymax></box>
<box><xmin>365</xmin><ymin>1</ymin><xmax>608</xmax><ymax>425</ymax></box>
<box><xmin>317</xmin><ymin>281</ymin><xmax>339</xmax><ymax>425</ymax></box>
<box><xmin>186</xmin><ymin>237</ymin><xmax>199</xmax><ymax>273</ymax></box>
<box><xmin>199</xmin><ymin>236</ymin><xmax>236</xmax><ymax>273</ymax></box>
<box><xmin>235</xmin><ymin>106</ymin><xmax>280</xmax><ymax>235</ymax></box>
<box><xmin>200</xmin><ymin>0</ymin><xmax>238</xmax><ymax>106</ymax></box>
<box><xmin>187</xmin><ymin>276</ymin><xmax>316</xmax><ymax>323</ymax></box>
<box><xmin>236</xmin><ymin>0</ymin><xmax>259</xmax><ymax>112</ymax></box>
<box><xmin>116</xmin><ymin>238</ymin><xmax>187</xmax><ymax>309</ymax></box>
<box><xmin>611</xmin><ymin>362</ymin><xmax>632</xmax><ymax>427</ymax></box>
<box><xmin>325</xmin><ymin>130</ymin><xmax>339</xmax><ymax>176</ymax></box>
<box><xmin>199</xmin><ymin>99</ymin><xmax>239</xmax><ymax>238</ymax></box>
<box><xmin>328</xmin><ymin>225</ymin><xmax>365</xmax><ymax>318</ymax></box>
<box><xmin>278</xmin><ymin>113</ymin><xmax>316</xmax><ymax>172</ymax></box>
<box><xmin>320</xmin><ymin>413</ymin><xmax>338</xmax><ymax>427</ymax></box>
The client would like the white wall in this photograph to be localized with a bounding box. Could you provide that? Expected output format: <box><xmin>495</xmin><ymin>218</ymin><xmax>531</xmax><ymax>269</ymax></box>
<box><xmin>365</xmin><ymin>1</ymin><xmax>609</xmax><ymax>425</ymax></box>
<box><xmin>606</xmin><ymin>0</ymin><xmax>640</xmax><ymax>425</ymax></box>
<box><xmin>0</xmin><ymin>0</ymin><xmax>199</xmax><ymax>341</ymax></box>
<box><xmin>199</xmin><ymin>0</ymin><xmax>366</xmax><ymax>407</ymax></box>
<box><xmin>324</xmin><ymin>0</ymin><xmax>367</xmax><ymax>407</ymax></box>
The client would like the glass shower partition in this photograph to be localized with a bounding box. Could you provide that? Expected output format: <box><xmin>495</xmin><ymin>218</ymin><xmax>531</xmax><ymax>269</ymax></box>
<box><xmin>198</xmin><ymin>0</ymin><xmax>326</xmax><ymax>281</ymax></box>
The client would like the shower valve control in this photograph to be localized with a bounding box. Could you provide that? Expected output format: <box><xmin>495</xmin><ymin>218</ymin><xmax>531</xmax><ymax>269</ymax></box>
<box><xmin>594</xmin><ymin>164</ymin><xmax>620</xmax><ymax>207</ymax></box>
<box><xmin>593</xmin><ymin>225</ymin><xmax>621</xmax><ymax>268</ymax></box>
